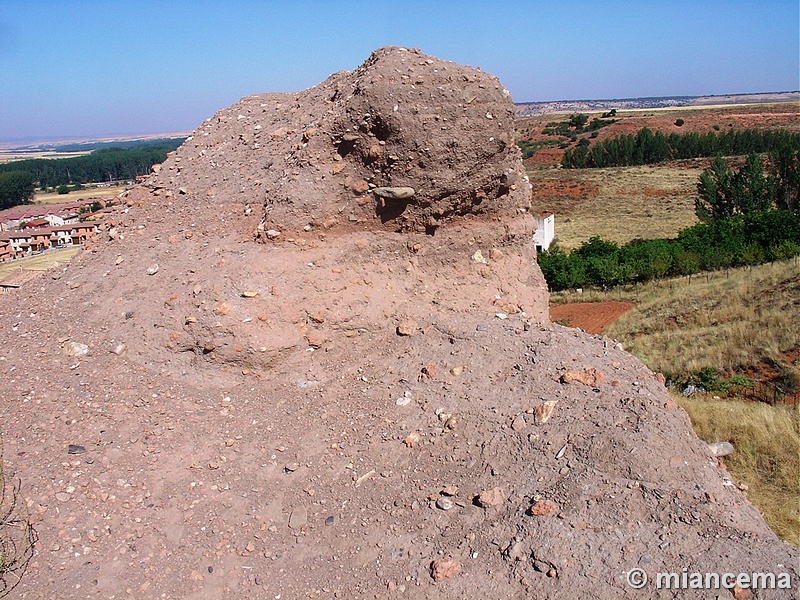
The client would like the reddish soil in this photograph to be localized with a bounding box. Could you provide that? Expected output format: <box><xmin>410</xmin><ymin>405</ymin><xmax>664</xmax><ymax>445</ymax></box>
<box><xmin>0</xmin><ymin>48</ymin><xmax>796</xmax><ymax>599</ymax></box>
<box><xmin>549</xmin><ymin>301</ymin><xmax>636</xmax><ymax>334</ymax></box>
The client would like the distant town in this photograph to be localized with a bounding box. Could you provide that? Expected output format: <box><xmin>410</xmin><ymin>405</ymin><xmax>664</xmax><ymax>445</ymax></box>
<box><xmin>0</xmin><ymin>197</ymin><xmax>115</xmax><ymax>262</ymax></box>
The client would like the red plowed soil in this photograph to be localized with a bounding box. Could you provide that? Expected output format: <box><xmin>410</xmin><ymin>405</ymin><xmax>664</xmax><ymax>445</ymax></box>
<box><xmin>549</xmin><ymin>300</ymin><xmax>636</xmax><ymax>334</ymax></box>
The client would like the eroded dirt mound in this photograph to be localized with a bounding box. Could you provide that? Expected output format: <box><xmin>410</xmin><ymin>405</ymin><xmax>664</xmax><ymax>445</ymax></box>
<box><xmin>0</xmin><ymin>47</ymin><xmax>796</xmax><ymax>599</ymax></box>
<box><xmin>148</xmin><ymin>46</ymin><xmax>531</xmax><ymax>235</ymax></box>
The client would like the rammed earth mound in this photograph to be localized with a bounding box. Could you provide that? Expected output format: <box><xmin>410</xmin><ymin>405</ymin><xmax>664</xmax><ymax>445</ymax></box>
<box><xmin>0</xmin><ymin>47</ymin><xmax>796</xmax><ymax>599</ymax></box>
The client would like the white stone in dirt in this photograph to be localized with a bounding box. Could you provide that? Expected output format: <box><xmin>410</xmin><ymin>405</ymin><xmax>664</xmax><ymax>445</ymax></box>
<box><xmin>708</xmin><ymin>441</ymin><xmax>734</xmax><ymax>457</ymax></box>
<box><xmin>472</xmin><ymin>250</ymin><xmax>487</xmax><ymax>264</ymax></box>
<box><xmin>146</xmin><ymin>264</ymin><xmax>159</xmax><ymax>275</ymax></box>
<box><xmin>63</xmin><ymin>341</ymin><xmax>89</xmax><ymax>357</ymax></box>
<box><xmin>532</xmin><ymin>400</ymin><xmax>558</xmax><ymax>425</ymax></box>
<box><xmin>436</xmin><ymin>498</ymin><xmax>454</xmax><ymax>510</ymax></box>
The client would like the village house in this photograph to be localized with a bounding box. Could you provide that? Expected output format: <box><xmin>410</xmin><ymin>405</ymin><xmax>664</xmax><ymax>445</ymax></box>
<box><xmin>0</xmin><ymin>231</ymin><xmax>34</xmax><ymax>257</ymax></box>
<box><xmin>0</xmin><ymin>198</ymin><xmax>105</xmax><ymax>231</ymax></box>
<box><xmin>29</xmin><ymin>230</ymin><xmax>52</xmax><ymax>252</ymax></box>
<box><xmin>49</xmin><ymin>225</ymin><xmax>74</xmax><ymax>247</ymax></box>
<box><xmin>534</xmin><ymin>211</ymin><xmax>555</xmax><ymax>252</ymax></box>
<box><xmin>49</xmin><ymin>223</ymin><xmax>99</xmax><ymax>247</ymax></box>
<box><xmin>0</xmin><ymin>222</ymin><xmax>99</xmax><ymax>258</ymax></box>
<box><xmin>22</xmin><ymin>217</ymin><xmax>50</xmax><ymax>229</ymax></box>
<box><xmin>0</xmin><ymin>239</ymin><xmax>12</xmax><ymax>262</ymax></box>
<box><xmin>68</xmin><ymin>222</ymin><xmax>98</xmax><ymax>244</ymax></box>
<box><xmin>0</xmin><ymin>196</ymin><xmax>112</xmax><ymax>271</ymax></box>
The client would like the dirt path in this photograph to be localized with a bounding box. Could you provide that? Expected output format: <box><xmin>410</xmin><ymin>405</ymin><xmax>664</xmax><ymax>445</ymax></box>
<box><xmin>549</xmin><ymin>300</ymin><xmax>636</xmax><ymax>334</ymax></box>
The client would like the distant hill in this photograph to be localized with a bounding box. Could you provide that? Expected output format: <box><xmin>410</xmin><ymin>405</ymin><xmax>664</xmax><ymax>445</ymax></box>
<box><xmin>515</xmin><ymin>91</ymin><xmax>800</xmax><ymax>117</ymax></box>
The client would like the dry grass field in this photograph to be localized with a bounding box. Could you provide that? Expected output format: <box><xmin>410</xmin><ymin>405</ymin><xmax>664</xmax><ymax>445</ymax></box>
<box><xmin>554</xmin><ymin>257</ymin><xmax>800</xmax><ymax>546</ymax></box>
<box><xmin>0</xmin><ymin>150</ymin><xmax>90</xmax><ymax>164</ymax></box>
<box><xmin>677</xmin><ymin>394</ymin><xmax>800</xmax><ymax>546</ymax></box>
<box><xmin>604</xmin><ymin>260</ymin><xmax>800</xmax><ymax>382</ymax></box>
<box><xmin>33</xmin><ymin>183</ymin><xmax>128</xmax><ymax>204</ymax></box>
<box><xmin>527</xmin><ymin>163</ymin><xmax>702</xmax><ymax>249</ymax></box>
<box><xmin>0</xmin><ymin>247</ymin><xmax>80</xmax><ymax>284</ymax></box>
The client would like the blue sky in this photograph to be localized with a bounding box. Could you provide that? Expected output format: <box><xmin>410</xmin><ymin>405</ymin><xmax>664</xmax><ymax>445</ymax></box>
<box><xmin>1</xmin><ymin>0</ymin><xmax>798</xmax><ymax>142</ymax></box>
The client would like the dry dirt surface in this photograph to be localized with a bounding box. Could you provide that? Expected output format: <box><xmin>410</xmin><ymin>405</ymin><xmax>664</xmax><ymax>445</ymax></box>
<box><xmin>0</xmin><ymin>47</ymin><xmax>797</xmax><ymax>599</ymax></box>
<box><xmin>549</xmin><ymin>301</ymin><xmax>636</xmax><ymax>335</ymax></box>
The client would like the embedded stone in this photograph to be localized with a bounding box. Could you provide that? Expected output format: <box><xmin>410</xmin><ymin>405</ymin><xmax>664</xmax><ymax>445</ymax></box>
<box><xmin>372</xmin><ymin>187</ymin><xmax>415</xmax><ymax>200</ymax></box>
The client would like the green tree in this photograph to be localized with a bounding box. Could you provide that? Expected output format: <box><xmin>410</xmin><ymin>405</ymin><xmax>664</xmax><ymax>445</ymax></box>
<box><xmin>569</xmin><ymin>113</ymin><xmax>589</xmax><ymax>130</ymax></box>
<box><xmin>538</xmin><ymin>246</ymin><xmax>588</xmax><ymax>291</ymax></box>
<box><xmin>675</xmin><ymin>251</ymin><xmax>701</xmax><ymax>276</ymax></box>
<box><xmin>696</xmin><ymin>154</ymin><xmax>777</xmax><ymax>223</ymax></box>
<box><xmin>0</xmin><ymin>171</ymin><xmax>35</xmax><ymax>209</ymax></box>
<box><xmin>695</xmin><ymin>156</ymin><xmax>737</xmax><ymax>222</ymax></box>
<box><xmin>769</xmin><ymin>143</ymin><xmax>800</xmax><ymax>212</ymax></box>
<box><xmin>733</xmin><ymin>153</ymin><xmax>773</xmax><ymax>214</ymax></box>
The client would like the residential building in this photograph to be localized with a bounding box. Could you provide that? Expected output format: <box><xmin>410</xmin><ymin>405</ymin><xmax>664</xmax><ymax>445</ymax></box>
<box><xmin>533</xmin><ymin>212</ymin><xmax>555</xmax><ymax>252</ymax></box>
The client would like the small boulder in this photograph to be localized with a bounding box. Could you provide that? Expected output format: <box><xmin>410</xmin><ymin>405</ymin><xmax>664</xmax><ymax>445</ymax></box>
<box><xmin>476</xmin><ymin>487</ymin><xmax>505</xmax><ymax>508</ymax></box>
<box><xmin>532</xmin><ymin>400</ymin><xmax>558</xmax><ymax>425</ymax></box>
<box><xmin>707</xmin><ymin>441</ymin><xmax>734</xmax><ymax>457</ymax></box>
<box><xmin>373</xmin><ymin>187</ymin><xmax>415</xmax><ymax>200</ymax></box>
<box><xmin>213</xmin><ymin>301</ymin><xmax>231</xmax><ymax>316</ymax></box>
<box><xmin>430</xmin><ymin>558</ymin><xmax>461</xmax><ymax>581</ymax></box>
<box><xmin>511</xmin><ymin>414</ymin><xmax>527</xmax><ymax>432</ymax></box>
<box><xmin>396</xmin><ymin>319</ymin><xmax>418</xmax><ymax>336</ymax></box>
<box><xmin>349</xmin><ymin>179</ymin><xmax>370</xmax><ymax>194</ymax></box>
<box><xmin>528</xmin><ymin>499</ymin><xmax>559</xmax><ymax>516</ymax></box>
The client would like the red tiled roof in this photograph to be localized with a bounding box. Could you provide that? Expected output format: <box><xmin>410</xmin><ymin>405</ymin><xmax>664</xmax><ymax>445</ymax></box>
<box><xmin>0</xmin><ymin>199</ymin><xmax>104</xmax><ymax>222</ymax></box>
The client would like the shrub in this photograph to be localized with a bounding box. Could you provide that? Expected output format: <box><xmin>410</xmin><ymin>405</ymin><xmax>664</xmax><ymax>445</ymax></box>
<box><xmin>0</xmin><ymin>436</ymin><xmax>36</xmax><ymax>596</ymax></box>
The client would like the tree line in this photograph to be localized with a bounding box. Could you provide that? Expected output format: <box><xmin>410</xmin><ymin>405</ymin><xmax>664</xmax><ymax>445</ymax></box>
<box><xmin>0</xmin><ymin>141</ymin><xmax>183</xmax><ymax>192</ymax></box>
<box><xmin>539</xmin><ymin>212</ymin><xmax>800</xmax><ymax>290</ymax></box>
<box><xmin>539</xmin><ymin>151</ymin><xmax>800</xmax><ymax>291</ymax></box>
<box><xmin>561</xmin><ymin>127</ymin><xmax>800</xmax><ymax>168</ymax></box>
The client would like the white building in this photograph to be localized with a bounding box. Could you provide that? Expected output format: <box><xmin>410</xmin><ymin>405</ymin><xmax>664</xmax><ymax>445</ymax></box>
<box><xmin>533</xmin><ymin>212</ymin><xmax>555</xmax><ymax>252</ymax></box>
